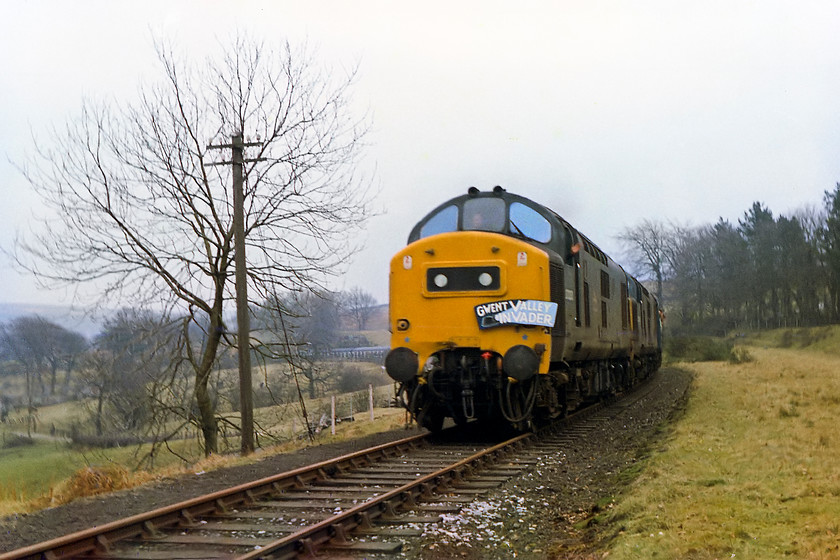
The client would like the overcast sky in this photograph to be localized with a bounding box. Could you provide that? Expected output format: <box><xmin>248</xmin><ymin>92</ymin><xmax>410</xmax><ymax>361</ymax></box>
<box><xmin>2</xmin><ymin>0</ymin><xmax>840</xmax><ymax>308</ymax></box>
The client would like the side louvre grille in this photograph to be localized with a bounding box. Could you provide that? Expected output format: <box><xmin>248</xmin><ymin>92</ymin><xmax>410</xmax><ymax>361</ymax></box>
<box><xmin>550</xmin><ymin>262</ymin><xmax>564</xmax><ymax>303</ymax></box>
<box><xmin>550</xmin><ymin>262</ymin><xmax>565</xmax><ymax>339</ymax></box>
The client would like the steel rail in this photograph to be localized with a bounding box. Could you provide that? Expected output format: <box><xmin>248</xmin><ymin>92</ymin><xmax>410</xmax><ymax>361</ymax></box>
<box><xmin>232</xmin><ymin>431</ymin><xmax>533</xmax><ymax>559</ymax></box>
<box><xmin>0</xmin><ymin>433</ymin><xmax>429</xmax><ymax>560</ymax></box>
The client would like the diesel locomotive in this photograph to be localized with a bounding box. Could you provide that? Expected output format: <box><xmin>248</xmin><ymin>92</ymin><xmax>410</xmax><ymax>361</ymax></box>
<box><xmin>385</xmin><ymin>187</ymin><xmax>662</xmax><ymax>431</ymax></box>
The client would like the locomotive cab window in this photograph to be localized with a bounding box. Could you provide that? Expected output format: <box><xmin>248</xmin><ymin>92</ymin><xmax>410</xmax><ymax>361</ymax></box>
<box><xmin>509</xmin><ymin>202</ymin><xmax>551</xmax><ymax>243</ymax></box>
<box><xmin>463</xmin><ymin>197</ymin><xmax>506</xmax><ymax>233</ymax></box>
<box><xmin>419</xmin><ymin>204</ymin><xmax>458</xmax><ymax>239</ymax></box>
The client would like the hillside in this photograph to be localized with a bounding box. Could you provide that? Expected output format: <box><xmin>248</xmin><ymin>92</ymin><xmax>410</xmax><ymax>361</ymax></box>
<box><xmin>0</xmin><ymin>302</ymin><xmax>104</xmax><ymax>339</ymax></box>
<box><xmin>1</xmin><ymin>301</ymin><xmax>391</xmax><ymax>344</ymax></box>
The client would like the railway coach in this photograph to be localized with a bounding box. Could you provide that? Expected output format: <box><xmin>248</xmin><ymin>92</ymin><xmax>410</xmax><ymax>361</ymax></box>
<box><xmin>385</xmin><ymin>186</ymin><xmax>662</xmax><ymax>431</ymax></box>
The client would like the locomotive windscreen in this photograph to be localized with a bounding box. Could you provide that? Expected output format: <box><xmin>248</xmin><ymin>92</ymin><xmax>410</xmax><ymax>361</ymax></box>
<box><xmin>463</xmin><ymin>197</ymin><xmax>506</xmax><ymax>232</ymax></box>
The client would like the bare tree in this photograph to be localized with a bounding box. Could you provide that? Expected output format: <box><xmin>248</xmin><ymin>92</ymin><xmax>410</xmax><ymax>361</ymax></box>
<box><xmin>58</xmin><ymin>328</ymin><xmax>89</xmax><ymax>395</ymax></box>
<box><xmin>666</xmin><ymin>225</ymin><xmax>709</xmax><ymax>328</ymax></box>
<box><xmin>1</xmin><ymin>317</ymin><xmax>48</xmax><ymax>401</ymax></box>
<box><xmin>617</xmin><ymin>219</ymin><xmax>676</xmax><ymax>303</ymax></box>
<box><xmin>273</xmin><ymin>290</ymin><xmax>340</xmax><ymax>398</ymax></box>
<box><xmin>0</xmin><ymin>316</ymin><xmax>85</xmax><ymax>433</ymax></box>
<box><xmin>40</xmin><ymin>321</ymin><xmax>88</xmax><ymax>396</ymax></box>
<box><xmin>340</xmin><ymin>287</ymin><xmax>377</xmax><ymax>330</ymax></box>
<box><xmin>77</xmin><ymin>308</ymin><xmax>185</xmax><ymax>449</ymax></box>
<box><xmin>14</xmin><ymin>36</ymin><xmax>372</xmax><ymax>455</ymax></box>
<box><xmin>78</xmin><ymin>349</ymin><xmax>117</xmax><ymax>438</ymax></box>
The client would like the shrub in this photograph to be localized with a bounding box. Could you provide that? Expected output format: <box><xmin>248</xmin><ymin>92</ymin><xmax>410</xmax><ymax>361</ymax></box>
<box><xmin>665</xmin><ymin>336</ymin><xmax>734</xmax><ymax>363</ymax></box>
<box><xmin>2</xmin><ymin>434</ymin><xmax>34</xmax><ymax>449</ymax></box>
<box><xmin>729</xmin><ymin>346</ymin><xmax>754</xmax><ymax>364</ymax></box>
<box><xmin>334</xmin><ymin>364</ymin><xmax>388</xmax><ymax>393</ymax></box>
<box><xmin>779</xmin><ymin>330</ymin><xmax>794</xmax><ymax>348</ymax></box>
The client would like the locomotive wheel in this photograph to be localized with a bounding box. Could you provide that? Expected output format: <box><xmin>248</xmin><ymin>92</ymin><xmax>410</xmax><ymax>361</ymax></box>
<box><xmin>452</xmin><ymin>411</ymin><xmax>469</xmax><ymax>426</ymax></box>
<box><xmin>536</xmin><ymin>375</ymin><xmax>567</xmax><ymax>422</ymax></box>
<box><xmin>408</xmin><ymin>383</ymin><xmax>446</xmax><ymax>432</ymax></box>
<box><xmin>418</xmin><ymin>406</ymin><xmax>445</xmax><ymax>432</ymax></box>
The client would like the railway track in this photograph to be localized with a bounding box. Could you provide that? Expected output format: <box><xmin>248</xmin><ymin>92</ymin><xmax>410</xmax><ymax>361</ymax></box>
<box><xmin>1</xmin><ymin>376</ymin><xmax>665</xmax><ymax>560</ymax></box>
<box><xmin>1</xmin><ymin>431</ymin><xmax>538</xmax><ymax>560</ymax></box>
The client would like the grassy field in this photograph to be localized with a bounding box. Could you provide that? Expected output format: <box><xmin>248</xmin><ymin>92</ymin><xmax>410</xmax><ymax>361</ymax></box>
<box><xmin>0</xmin><ymin>384</ymin><xmax>408</xmax><ymax>516</ymax></box>
<box><xmin>0</xmin><ymin>439</ymin><xmax>89</xmax><ymax>506</ymax></box>
<box><xmin>603</xmin><ymin>344</ymin><xmax>840</xmax><ymax>559</ymax></box>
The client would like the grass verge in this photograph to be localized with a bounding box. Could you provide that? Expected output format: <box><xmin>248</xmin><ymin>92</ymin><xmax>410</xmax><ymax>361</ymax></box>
<box><xmin>601</xmin><ymin>347</ymin><xmax>840</xmax><ymax>559</ymax></box>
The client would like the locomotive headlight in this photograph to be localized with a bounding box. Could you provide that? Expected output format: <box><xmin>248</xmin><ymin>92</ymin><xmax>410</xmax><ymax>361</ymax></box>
<box><xmin>426</xmin><ymin>266</ymin><xmax>500</xmax><ymax>292</ymax></box>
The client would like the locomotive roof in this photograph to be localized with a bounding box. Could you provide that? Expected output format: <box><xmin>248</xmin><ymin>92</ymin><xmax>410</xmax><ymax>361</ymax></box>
<box><xmin>406</xmin><ymin>186</ymin><xmax>656</xmax><ymax>303</ymax></box>
<box><xmin>407</xmin><ymin>186</ymin><xmax>552</xmax><ymax>241</ymax></box>
<box><xmin>408</xmin><ymin>186</ymin><xmax>611</xmax><ymax>255</ymax></box>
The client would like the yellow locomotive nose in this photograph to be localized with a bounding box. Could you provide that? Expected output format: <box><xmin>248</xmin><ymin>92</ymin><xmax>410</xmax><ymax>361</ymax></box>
<box><xmin>389</xmin><ymin>230</ymin><xmax>552</xmax><ymax>378</ymax></box>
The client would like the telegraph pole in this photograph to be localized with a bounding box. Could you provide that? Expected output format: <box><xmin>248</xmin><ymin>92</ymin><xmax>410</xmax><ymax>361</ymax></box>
<box><xmin>208</xmin><ymin>132</ymin><xmax>262</xmax><ymax>455</ymax></box>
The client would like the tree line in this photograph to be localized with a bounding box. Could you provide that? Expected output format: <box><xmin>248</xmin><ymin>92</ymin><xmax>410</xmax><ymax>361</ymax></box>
<box><xmin>0</xmin><ymin>288</ymin><xmax>382</xmax><ymax>458</ymax></box>
<box><xmin>619</xmin><ymin>183</ymin><xmax>840</xmax><ymax>335</ymax></box>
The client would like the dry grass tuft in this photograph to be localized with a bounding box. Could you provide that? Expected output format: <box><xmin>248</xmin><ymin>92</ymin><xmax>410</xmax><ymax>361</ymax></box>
<box><xmin>46</xmin><ymin>463</ymin><xmax>158</xmax><ymax>507</ymax></box>
<box><xmin>61</xmin><ymin>464</ymin><xmax>131</xmax><ymax>496</ymax></box>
